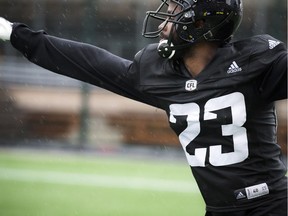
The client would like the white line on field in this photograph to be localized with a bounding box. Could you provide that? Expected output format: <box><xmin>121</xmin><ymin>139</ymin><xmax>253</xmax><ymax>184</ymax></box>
<box><xmin>0</xmin><ymin>167</ymin><xmax>199</xmax><ymax>193</ymax></box>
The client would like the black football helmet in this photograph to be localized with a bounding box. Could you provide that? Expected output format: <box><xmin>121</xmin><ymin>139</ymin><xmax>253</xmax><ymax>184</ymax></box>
<box><xmin>142</xmin><ymin>0</ymin><xmax>243</xmax><ymax>59</ymax></box>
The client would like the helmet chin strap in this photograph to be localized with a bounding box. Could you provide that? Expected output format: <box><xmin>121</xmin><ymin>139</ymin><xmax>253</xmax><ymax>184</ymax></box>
<box><xmin>157</xmin><ymin>26</ymin><xmax>188</xmax><ymax>59</ymax></box>
<box><xmin>157</xmin><ymin>40</ymin><xmax>176</xmax><ymax>59</ymax></box>
<box><xmin>157</xmin><ymin>39</ymin><xmax>193</xmax><ymax>59</ymax></box>
<box><xmin>157</xmin><ymin>12</ymin><xmax>235</xmax><ymax>59</ymax></box>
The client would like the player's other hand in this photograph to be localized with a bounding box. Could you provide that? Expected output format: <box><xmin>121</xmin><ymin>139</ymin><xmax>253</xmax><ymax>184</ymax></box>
<box><xmin>0</xmin><ymin>17</ymin><xmax>12</xmax><ymax>41</ymax></box>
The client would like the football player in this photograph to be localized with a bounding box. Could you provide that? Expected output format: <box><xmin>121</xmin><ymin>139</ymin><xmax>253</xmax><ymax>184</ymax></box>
<box><xmin>0</xmin><ymin>0</ymin><xmax>287</xmax><ymax>215</ymax></box>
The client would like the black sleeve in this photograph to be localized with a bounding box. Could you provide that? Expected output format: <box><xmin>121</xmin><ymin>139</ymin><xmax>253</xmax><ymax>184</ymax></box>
<box><xmin>10</xmin><ymin>23</ymin><xmax>146</xmax><ymax>102</ymax></box>
<box><xmin>258</xmin><ymin>52</ymin><xmax>287</xmax><ymax>102</ymax></box>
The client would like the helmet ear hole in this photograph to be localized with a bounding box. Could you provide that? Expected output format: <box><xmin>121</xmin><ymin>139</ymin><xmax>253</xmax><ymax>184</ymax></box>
<box><xmin>176</xmin><ymin>19</ymin><xmax>205</xmax><ymax>43</ymax></box>
<box><xmin>194</xmin><ymin>19</ymin><xmax>205</xmax><ymax>29</ymax></box>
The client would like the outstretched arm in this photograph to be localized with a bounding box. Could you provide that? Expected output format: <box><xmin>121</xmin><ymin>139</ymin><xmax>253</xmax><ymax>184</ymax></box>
<box><xmin>0</xmin><ymin>18</ymin><xmax>145</xmax><ymax>102</ymax></box>
<box><xmin>0</xmin><ymin>17</ymin><xmax>163</xmax><ymax>108</ymax></box>
<box><xmin>10</xmin><ymin>23</ymin><xmax>133</xmax><ymax>89</ymax></box>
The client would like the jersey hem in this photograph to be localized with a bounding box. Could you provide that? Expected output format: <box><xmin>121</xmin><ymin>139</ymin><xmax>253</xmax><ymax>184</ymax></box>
<box><xmin>205</xmin><ymin>193</ymin><xmax>287</xmax><ymax>212</ymax></box>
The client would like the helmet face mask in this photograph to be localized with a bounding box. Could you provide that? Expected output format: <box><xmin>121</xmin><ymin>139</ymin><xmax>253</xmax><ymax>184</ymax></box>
<box><xmin>142</xmin><ymin>0</ymin><xmax>194</xmax><ymax>39</ymax></box>
<box><xmin>142</xmin><ymin>0</ymin><xmax>243</xmax><ymax>46</ymax></box>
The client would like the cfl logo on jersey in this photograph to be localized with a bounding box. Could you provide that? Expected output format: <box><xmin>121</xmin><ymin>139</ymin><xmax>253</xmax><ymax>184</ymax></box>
<box><xmin>185</xmin><ymin>80</ymin><xmax>197</xmax><ymax>91</ymax></box>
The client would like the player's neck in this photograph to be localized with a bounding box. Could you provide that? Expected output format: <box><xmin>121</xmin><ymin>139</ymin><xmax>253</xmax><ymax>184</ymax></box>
<box><xmin>183</xmin><ymin>42</ymin><xmax>219</xmax><ymax>77</ymax></box>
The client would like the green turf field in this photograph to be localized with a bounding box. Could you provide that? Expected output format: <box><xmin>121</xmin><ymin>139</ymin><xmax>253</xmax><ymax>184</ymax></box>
<box><xmin>0</xmin><ymin>149</ymin><xmax>205</xmax><ymax>216</ymax></box>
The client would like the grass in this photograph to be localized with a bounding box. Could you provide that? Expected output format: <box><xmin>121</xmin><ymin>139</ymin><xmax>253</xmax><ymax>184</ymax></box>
<box><xmin>0</xmin><ymin>148</ymin><xmax>205</xmax><ymax>216</ymax></box>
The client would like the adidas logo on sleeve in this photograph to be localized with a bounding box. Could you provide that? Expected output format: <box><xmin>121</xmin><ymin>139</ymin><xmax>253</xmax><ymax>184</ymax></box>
<box><xmin>268</xmin><ymin>40</ymin><xmax>280</xmax><ymax>49</ymax></box>
<box><xmin>227</xmin><ymin>61</ymin><xmax>242</xmax><ymax>74</ymax></box>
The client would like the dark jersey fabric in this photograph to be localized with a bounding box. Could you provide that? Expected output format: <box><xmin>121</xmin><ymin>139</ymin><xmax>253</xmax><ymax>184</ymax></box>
<box><xmin>10</xmin><ymin>23</ymin><xmax>287</xmax><ymax>212</ymax></box>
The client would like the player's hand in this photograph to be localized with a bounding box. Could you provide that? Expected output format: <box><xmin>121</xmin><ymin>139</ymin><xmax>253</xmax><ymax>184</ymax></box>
<box><xmin>0</xmin><ymin>17</ymin><xmax>12</xmax><ymax>41</ymax></box>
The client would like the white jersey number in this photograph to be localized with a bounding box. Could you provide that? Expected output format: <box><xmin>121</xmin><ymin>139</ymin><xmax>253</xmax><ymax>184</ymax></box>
<box><xmin>169</xmin><ymin>92</ymin><xmax>249</xmax><ymax>167</ymax></box>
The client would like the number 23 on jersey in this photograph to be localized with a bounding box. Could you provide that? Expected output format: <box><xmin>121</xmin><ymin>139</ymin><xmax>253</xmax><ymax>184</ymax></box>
<box><xmin>169</xmin><ymin>92</ymin><xmax>249</xmax><ymax>167</ymax></box>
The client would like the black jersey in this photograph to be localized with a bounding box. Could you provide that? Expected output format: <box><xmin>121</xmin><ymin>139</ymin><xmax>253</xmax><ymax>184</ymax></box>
<box><xmin>10</xmin><ymin>23</ymin><xmax>287</xmax><ymax>212</ymax></box>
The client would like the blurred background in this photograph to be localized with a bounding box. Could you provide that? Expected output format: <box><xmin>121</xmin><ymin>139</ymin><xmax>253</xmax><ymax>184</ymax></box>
<box><xmin>0</xmin><ymin>1</ymin><xmax>286</xmax><ymax>215</ymax></box>
<box><xmin>0</xmin><ymin>0</ymin><xmax>287</xmax><ymax>154</ymax></box>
